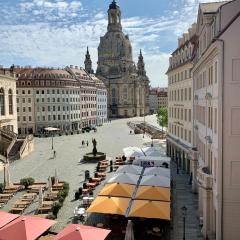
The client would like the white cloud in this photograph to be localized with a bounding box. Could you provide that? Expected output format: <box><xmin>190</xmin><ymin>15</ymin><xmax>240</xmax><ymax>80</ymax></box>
<box><xmin>0</xmin><ymin>0</ymin><xmax>229</xmax><ymax>87</ymax></box>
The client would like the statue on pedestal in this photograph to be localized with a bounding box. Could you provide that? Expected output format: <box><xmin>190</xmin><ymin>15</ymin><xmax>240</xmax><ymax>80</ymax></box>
<box><xmin>92</xmin><ymin>138</ymin><xmax>98</xmax><ymax>156</ymax></box>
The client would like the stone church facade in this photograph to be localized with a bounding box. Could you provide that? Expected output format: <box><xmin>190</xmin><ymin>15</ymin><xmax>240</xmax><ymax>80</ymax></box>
<box><xmin>96</xmin><ymin>0</ymin><xmax>150</xmax><ymax>118</ymax></box>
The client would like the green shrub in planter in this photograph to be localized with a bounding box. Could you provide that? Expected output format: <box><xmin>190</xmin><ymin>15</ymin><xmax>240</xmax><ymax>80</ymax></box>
<box><xmin>63</xmin><ymin>182</ymin><xmax>69</xmax><ymax>191</ymax></box>
<box><xmin>20</xmin><ymin>177</ymin><xmax>35</xmax><ymax>189</ymax></box>
<box><xmin>52</xmin><ymin>202</ymin><xmax>62</xmax><ymax>216</ymax></box>
<box><xmin>57</xmin><ymin>190</ymin><xmax>68</xmax><ymax>199</ymax></box>
<box><xmin>0</xmin><ymin>183</ymin><xmax>4</xmax><ymax>193</ymax></box>
<box><xmin>58</xmin><ymin>196</ymin><xmax>65</xmax><ymax>203</ymax></box>
<box><xmin>46</xmin><ymin>213</ymin><xmax>56</xmax><ymax>220</ymax></box>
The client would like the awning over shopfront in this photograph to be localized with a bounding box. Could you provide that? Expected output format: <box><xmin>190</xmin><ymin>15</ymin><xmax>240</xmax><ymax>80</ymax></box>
<box><xmin>135</xmin><ymin>186</ymin><xmax>171</xmax><ymax>202</ymax></box>
<box><xmin>87</xmin><ymin>196</ymin><xmax>131</xmax><ymax>216</ymax></box>
<box><xmin>128</xmin><ymin>200</ymin><xmax>170</xmax><ymax>220</ymax></box>
<box><xmin>116</xmin><ymin>165</ymin><xmax>143</xmax><ymax>175</ymax></box>
<box><xmin>99</xmin><ymin>183</ymin><xmax>135</xmax><ymax>198</ymax></box>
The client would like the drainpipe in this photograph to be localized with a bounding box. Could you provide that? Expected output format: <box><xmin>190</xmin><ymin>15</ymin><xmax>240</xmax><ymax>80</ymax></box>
<box><xmin>213</xmin><ymin>37</ymin><xmax>224</xmax><ymax>240</ymax></box>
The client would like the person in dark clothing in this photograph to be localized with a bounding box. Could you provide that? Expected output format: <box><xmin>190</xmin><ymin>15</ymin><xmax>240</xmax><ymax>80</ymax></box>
<box><xmin>53</xmin><ymin>150</ymin><xmax>56</xmax><ymax>159</ymax></box>
<box><xmin>86</xmin><ymin>141</ymin><xmax>89</xmax><ymax>146</ymax></box>
<box><xmin>122</xmin><ymin>155</ymin><xmax>127</xmax><ymax>162</ymax></box>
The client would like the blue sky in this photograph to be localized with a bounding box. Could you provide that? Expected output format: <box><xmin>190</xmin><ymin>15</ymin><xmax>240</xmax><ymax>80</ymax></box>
<box><xmin>0</xmin><ymin>0</ymin><xmax>227</xmax><ymax>87</ymax></box>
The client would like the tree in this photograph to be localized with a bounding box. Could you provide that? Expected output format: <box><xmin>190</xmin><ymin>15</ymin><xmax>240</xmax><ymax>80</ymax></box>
<box><xmin>20</xmin><ymin>177</ymin><xmax>35</xmax><ymax>189</ymax></box>
<box><xmin>157</xmin><ymin>107</ymin><xmax>168</xmax><ymax>138</ymax></box>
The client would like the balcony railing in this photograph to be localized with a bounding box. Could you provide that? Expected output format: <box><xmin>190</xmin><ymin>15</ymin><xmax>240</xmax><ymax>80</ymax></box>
<box><xmin>197</xmin><ymin>166</ymin><xmax>213</xmax><ymax>190</ymax></box>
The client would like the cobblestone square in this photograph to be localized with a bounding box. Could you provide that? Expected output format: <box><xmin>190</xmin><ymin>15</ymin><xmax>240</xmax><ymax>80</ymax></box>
<box><xmin>0</xmin><ymin>115</ymin><xmax>159</xmax><ymax>232</ymax></box>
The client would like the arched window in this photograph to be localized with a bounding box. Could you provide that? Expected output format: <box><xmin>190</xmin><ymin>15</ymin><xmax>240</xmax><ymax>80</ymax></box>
<box><xmin>0</xmin><ymin>88</ymin><xmax>5</xmax><ymax>116</ymax></box>
<box><xmin>8</xmin><ymin>89</ymin><xmax>13</xmax><ymax>115</ymax></box>
<box><xmin>112</xmin><ymin>88</ymin><xmax>116</xmax><ymax>104</ymax></box>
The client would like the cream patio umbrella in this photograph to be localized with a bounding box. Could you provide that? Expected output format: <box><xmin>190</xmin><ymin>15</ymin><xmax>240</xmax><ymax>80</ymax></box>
<box><xmin>142</xmin><ymin>147</ymin><xmax>165</xmax><ymax>157</ymax></box>
<box><xmin>48</xmin><ymin>177</ymin><xmax>52</xmax><ymax>194</ymax></box>
<box><xmin>116</xmin><ymin>165</ymin><xmax>143</xmax><ymax>175</ymax></box>
<box><xmin>143</xmin><ymin>167</ymin><xmax>171</xmax><ymax>178</ymax></box>
<box><xmin>4</xmin><ymin>162</ymin><xmax>11</xmax><ymax>188</ymax></box>
<box><xmin>54</xmin><ymin>169</ymin><xmax>59</xmax><ymax>185</ymax></box>
<box><xmin>124</xmin><ymin>220</ymin><xmax>134</xmax><ymax>240</ymax></box>
<box><xmin>38</xmin><ymin>187</ymin><xmax>43</xmax><ymax>207</ymax></box>
<box><xmin>123</xmin><ymin>147</ymin><xmax>145</xmax><ymax>158</ymax></box>
<box><xmin>107</xmin><ymin>173</ymin><xmax>139</xmax><ymax>185</ymax></box>
<box><xmin>140</xmin><ymin>175</ymin><xmax>170</xmax><ymax>188</ymax></box>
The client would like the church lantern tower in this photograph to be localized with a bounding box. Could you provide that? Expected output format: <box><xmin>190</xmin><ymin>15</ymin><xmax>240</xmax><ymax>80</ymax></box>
<box><xmin>108</xmin><ymin>0</ymin><xmax>122</xmax><ymax>32</ymax></box>
<box><xmin>137</xmin><ymin>50</ymin><xmax>146</xmax><ymax>76</ymax></box>
<box><xmin>84</xmin><ymin>47</ymin><xmax>93</xmax><ymax>74</ymax></box>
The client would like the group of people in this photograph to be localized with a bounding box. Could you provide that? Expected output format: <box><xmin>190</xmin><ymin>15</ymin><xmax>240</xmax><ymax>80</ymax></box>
<box><xmin>81</xmin><ymin>140</ymin><xmax>89</xmax><ymax>147</ymax></box>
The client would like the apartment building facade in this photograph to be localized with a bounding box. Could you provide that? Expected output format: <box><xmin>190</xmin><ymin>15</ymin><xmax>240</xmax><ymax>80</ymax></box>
<box><xmin>0</xmin><ymin>67</ymin><xmax>17</xmax><ymax>133</ymax></box>
<box><xmin>14</xmin><ymin>65</ymin><xmax>106</xmax><ymax>134</ymax></box>
<box><xmin>166</xmin><ymin>24</ymin><xmax>197</xmax><ymax>177</ymax></box>
<box><xmin>192</xmin><ymin>1</ymin><xmax>240</xmax><ymax>239</ymax></box>
<box><xmin>149</xmin><ymin>87</ymin><xmax>168</xmax><ymax>113</ymax></box>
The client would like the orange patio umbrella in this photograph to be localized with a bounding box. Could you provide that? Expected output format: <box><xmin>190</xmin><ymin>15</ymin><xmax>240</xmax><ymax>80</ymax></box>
<box><xmin>99</xmin><ymin>183</ymin><xmax>135</xmax><ymax>198</ymax></box>
<box><xmin>87</xmin><ymin>196</ymin><xmax>130</xmax><ymax>216</ymax></box>
<box><xmin>0</xmin><ymin>215</ymin><xmax>56</xmax><ymax>240</ymax></box>
<box><xmin>0</xmin><ymin>211</ymin><xmax>19</xmax><ymax>228</ymax></box>
<box><xmin>54</xmin><ymin>224</ymin><xmax>111</xmax><ymax>240</ymax></box>
<box><xmin>135</xmin><ymin>186</ymin><xmax>171</xmax><ymax>202</ymax></box>
<box><xmin>128</xmin><ymin>200</ymin><xmax>170</xmax><ymax>221</ymax></box>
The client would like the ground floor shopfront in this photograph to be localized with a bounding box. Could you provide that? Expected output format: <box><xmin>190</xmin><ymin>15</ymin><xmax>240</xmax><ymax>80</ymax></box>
<box><xmin>166</xmin><ymin>135</ymin><xmax>198</xmax><ymax>193</ymax></box>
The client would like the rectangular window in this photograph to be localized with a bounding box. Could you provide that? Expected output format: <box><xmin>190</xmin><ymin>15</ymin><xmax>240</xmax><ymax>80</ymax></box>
<box><xmin>28</xmin><ymin>107</ymin><xmax>31</xmax><ymax>112</ymax></box>
<box><xmin>215</xmin><ymin>62</ymin><xmax>218</xmax><ymax>83</ymax></box>
<box><xmin>189</xmin><ymin>88</ymin><xmax>191</xmax><ymax>100</ymax></box>
<box><xmin>189</xmin><ymin>130</ymin><xmax>192</xmax><ymax>143</ymax></box>
<box><xmin>189</xmin><ymin>109</ymin><xmax>191</xmax><ymax>122</ymax></box>
<box><xmin>214</xmin><ymin>108</ymin><xmax>217</xmax><ymax>133</ymax></box>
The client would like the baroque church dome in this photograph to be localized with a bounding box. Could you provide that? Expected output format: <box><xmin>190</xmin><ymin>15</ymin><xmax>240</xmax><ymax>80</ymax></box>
<box><xmin>97</xmin><ymin>1</ymin><xmax>135</xmax><ymax>77</ymax></box>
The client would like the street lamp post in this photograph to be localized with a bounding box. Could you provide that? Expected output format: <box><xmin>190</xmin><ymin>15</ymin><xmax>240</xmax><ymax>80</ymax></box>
<box><xmin>176</xmin><ymin>151</ymin><xmax>179</xmax><ymax>174</ymax></box>
<box><xmin>51</xmin><ymin>133</ymin><xmax>54</xmax><ymax>150</ymax></box>
<box><xmin>181</xmin><ymin>205</ymin><xmax>187</xmax><ymax>240</ymax></box>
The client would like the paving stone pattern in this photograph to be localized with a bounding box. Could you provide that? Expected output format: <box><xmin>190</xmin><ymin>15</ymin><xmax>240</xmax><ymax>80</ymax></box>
<box><xmin>171</xmin><ymin>162</ymin><xmax>203</xmax><ymax>240</ymax></box>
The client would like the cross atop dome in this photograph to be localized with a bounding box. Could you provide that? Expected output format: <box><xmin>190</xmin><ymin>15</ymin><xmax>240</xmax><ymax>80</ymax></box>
<box><xmin>109</xmin><ymin>0</ymin><xmax>119</xmax><ymax>10</ymax></box>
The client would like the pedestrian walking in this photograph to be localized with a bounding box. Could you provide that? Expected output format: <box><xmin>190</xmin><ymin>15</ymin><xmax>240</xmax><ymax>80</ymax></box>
<box><xmin>53</xmin><ymin>150</ymin><xmax>56</xmax><ymax>159</ymax></box>
<box><xmin>86</xmin><ymin>141</ymin><xmax>89</xmax><ymax>147</ymax></box>
<box><xmin>82</xmin><ymin>140</ymin><xmax>85</xmax><ymax>147</ymax></box>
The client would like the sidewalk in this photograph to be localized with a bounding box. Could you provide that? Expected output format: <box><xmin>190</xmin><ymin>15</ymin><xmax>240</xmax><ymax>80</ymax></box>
<box><xmin>171</xmin><ymin>161</ymin><xmax>203</xmax><ymax>240</ymax></box>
